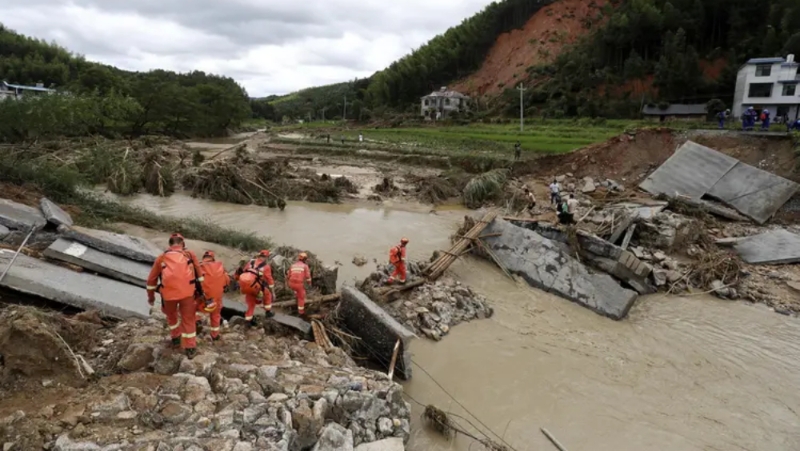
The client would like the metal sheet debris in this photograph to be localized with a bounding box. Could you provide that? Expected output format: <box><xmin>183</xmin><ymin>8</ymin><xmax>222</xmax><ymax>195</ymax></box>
<box><xmin>733</xmin><ymin>229</ymin><xmax>800</xmax><ymax>265</ymax></box>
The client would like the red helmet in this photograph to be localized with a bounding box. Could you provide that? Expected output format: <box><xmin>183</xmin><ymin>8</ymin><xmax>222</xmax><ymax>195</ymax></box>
<box><xmin>202</xmin><ymin>250</ymin><xmax>216</xmax><ymax>261</ymax></box>
<box><xmin>298</xmin><ymin>252</ymin><xmax>308</xmax><ymax>261</ymax></box>
<box><xmin>400</xmin><ymin>237</ymin><xmax>409</xmax><ymax>245</ymax></box>
<box><xmin>258</xmin><ymin>250</ymin><xmax>270</xmax><ymax>258</ymax></box>
<box><xmin>169</xmin><ymin>233</ymin><xmax>186</xmax><ymax>246</ymax></box>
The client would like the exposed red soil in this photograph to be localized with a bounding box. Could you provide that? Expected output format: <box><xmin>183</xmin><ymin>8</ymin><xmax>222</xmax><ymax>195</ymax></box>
<box><xmin>516</xmin><ymin>129</ymin><xmax>799</xmax><ymax>187</ymax></box>
<box><xmin>452</xmin><ymin>0</ymin><xmax>607</xmax><ymax>97</ymax></box>
<box><xmin>700</xmin><ymin>57</ymin><xmax>727</xmax><ymax>81</ymax></box>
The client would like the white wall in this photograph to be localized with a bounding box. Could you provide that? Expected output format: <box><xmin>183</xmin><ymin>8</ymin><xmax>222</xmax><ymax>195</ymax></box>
<box><xmin>734</xmin><ymin>62</ymin><xmax>800</xmax><ymax>118</ymax></box>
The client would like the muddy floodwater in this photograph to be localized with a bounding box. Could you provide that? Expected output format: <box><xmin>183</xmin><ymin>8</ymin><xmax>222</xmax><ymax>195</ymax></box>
<box><xmin>115</xmin><ymin>193</ymin><xmax>800</xmax><ymax>451</ymax></box>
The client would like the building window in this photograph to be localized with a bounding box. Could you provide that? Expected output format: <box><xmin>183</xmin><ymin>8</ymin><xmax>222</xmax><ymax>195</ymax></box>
<box><xmin>748</xmin><ymin>83</ymin><xmax>773</xmax><ymax>98</ymax></box>
<box><xmin>755</xmin><ymin>64</ymin><xmax>772</xmax><ymax>77</ymax></box>
<box><xmin>783</xmin><ymin>84</ymin><xmax>797</xmax><ymax>96</ymax></box>
<box><xmin>445</xmin><ymin>98</ymin><xmax>450</xmax><ymax>106</ymax></box>
<box><xmin>424</xmin><ymin>99</ymin><xmax>429</xmax><ymax>106</ymax></box>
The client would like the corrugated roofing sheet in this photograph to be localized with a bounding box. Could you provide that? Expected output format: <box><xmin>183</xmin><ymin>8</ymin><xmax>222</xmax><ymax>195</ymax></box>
<box><xmin>639</xmin><ymin>141</ymin><xmax>738</xmax><ymax>199</ymax></box>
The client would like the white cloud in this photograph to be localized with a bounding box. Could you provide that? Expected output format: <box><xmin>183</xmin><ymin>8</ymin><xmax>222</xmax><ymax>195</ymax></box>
<box><xmin>2</xmin><ymin>0</ymin><xmax>488</xmax><ymax>96</ymax></box>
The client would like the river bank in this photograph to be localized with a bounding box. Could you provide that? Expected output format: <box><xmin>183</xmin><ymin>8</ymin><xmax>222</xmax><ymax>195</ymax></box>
<box><xmin>83</xmin><ymin>194</ymin><xmax>800</xmax><ymax>450</ymax></box>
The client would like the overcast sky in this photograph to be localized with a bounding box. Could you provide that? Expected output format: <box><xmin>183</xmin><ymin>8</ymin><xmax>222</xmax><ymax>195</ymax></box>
<box><xmin>4</xmin><ymin>0</ymin><xmax>488</xmax><ymax>97</ymax></box>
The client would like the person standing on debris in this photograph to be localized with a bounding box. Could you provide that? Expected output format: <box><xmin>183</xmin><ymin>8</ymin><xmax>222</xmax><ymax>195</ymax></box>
<box><xmin>567</xmin><ymin>194</ymin><xmax>579</xmax><ymax>216</ymax></box>
<box><xmin>146</xmin><ymin>233</ymin><xmax>207</xmax><ymax>359</ymax></box>
<box><xmin>557</xmin><ymin>198</ymin><xmax>574</xmax><ymax>224</ymax></box>
<box><xmin>287</xmin><ymin>252</ymin><xmax>312</xmax><ymax>316</ymax></box>
<box><xmin>197</xmin><ymin>250</ymin><xmax>229</xmax><ymax>341</ymax></box>
<box><xmin>234</xmin><ymin>250</ymin><xmax>276</xmax><ymax>327</ymax></box>
<box><xmin>514</xmin><ymin>141</ymin><xmax>522</xmax><ymax>161</ymax></box>
<box><xmin>761</xmin><ymin>108</ymin><xmax>771</xmax><ymax>131</ymax></box>
<box><xmin>524</xmin><ymin>187</ymin><xmax>536</xmax><ymax>214</ymax></box>
<box><xmin>549</xmin><ymin>179</ymin><xmax>561</xmax><ymax>207</ymax></box>
<box><xmin>359</xmin><ymin>132</ymin><xmax>364</xmax><ymax>143</ymax></box>
<box><xmin>387</xmin><ymin>238</ymin><xmax>409</xmax><ymax>285</ymax></box>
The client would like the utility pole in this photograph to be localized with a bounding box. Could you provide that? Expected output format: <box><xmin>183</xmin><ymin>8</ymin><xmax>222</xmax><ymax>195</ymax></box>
<box><xmin>321</xmin><ymin>106</ymin><xmax>326</xmax><ymax>121</ymax></box>
<box><xmin>519</xmin><ymin>85</ymin><xmax>524</xmax><ymax>132</ymax></box>
<box><xmin>343</xmin><ymin>94</ymin><xmax>347</xmax><ymax>121</ymax></box>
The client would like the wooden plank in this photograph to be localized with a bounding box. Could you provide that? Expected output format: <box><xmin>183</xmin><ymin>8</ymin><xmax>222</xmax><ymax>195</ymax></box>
<box><xmin>271</xmin><ymin>292</ymin><xmax>340</xmax><ymax>308</ymax></box>
<box><xmin>620</xmin><ymin>224</ymin><xmax>636</xmax><ymax>250</ymax></box>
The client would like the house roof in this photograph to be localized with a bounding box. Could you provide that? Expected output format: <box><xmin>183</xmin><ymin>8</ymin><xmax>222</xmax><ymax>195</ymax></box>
<box><xmin>421</xmin><ymin>90</ymin><xmax>468</xmax><ymax>99</ymax></box>
<box><xmin>642</xmin><ymin>104</ymin><xmax>707</xmax><ymax>116</ymax></box>
<box><xmin>2</xmin><ymin>81</ymin><xmax>54</xmax><ymax>92</ymax></box>
<box><xmin>746</xmin><ymin>57</ymin><xmax>786</xmax><ymax>64</ymax></box>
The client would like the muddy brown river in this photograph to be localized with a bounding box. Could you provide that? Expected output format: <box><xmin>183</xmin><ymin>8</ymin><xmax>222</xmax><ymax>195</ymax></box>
<box><xmin>116</xmin><ymin>193</ymin><xmax>800</xmax><ymax>451</ymax></box>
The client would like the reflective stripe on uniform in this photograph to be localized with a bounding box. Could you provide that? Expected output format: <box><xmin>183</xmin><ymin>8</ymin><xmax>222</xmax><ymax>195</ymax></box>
<box><xmin>168</xmin><ymin>322</ymin><xmax>180</xmax><ymax>330</ymax></box>
<box><xmin>196</xmin><ymin>276</ymin><xmax>205</xmax><ymax>282</ymax></box>
<box><xmin>182</xmin><ymin>332</ymin><xmax>196</xmax><ymax>339</ymax></box>
<box><xmin>268</xmin><ymin>285</ymin><xmax>275</xmax><ymax>288</ymax></box>
<box><xmin>245</xmin><ymin>316</ymin><xmax>253</xmax><ymax>320</ymax></box>
<box><xmin>146</xmin><ymin>285</ymin><xmax>158</xmax><ymax>290</ymax></box>
<box><xmin>264</xmin><ymin>304</ymin><xmax>272</xmax><ymax>310</ymax></box>
<box><xmin>209</xmin><ymin>327</ymin><xmax>220</xmax><ymax>332</ymax></box>
<box><xmin>291</xmin><ymin>268</ymin><xmax>304</xmax><ymax>272</ymax></box>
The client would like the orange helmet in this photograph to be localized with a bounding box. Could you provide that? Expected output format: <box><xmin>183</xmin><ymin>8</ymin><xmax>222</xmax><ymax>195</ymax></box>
<box><xmin>298</xmin><ymin>252</ymin><xmax>308</xmax><ymax>261</ymax></box>
<box><xmin>202</xmin><ymin>250</ymin><xmax>216</xmax><ymax>261</ymax></box>
<box><xmin>169</xmin><ymin>233</ymin><xmax>185</xmax><ymax>247</ymax></box>
<box><xmin>258</xmin><ymin>250</ymin><xmax>270</xmax><ymax>258</ymax></box>
<box><xmin>400</xmin><ymin>237</ymin><xmax>409</xmax><ymax>245</ymax></box>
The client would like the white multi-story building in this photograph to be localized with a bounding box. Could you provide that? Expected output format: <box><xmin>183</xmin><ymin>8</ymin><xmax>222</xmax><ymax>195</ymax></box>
<box><xmin>733</xmin><ymin>54</ymin><xmax>800</xmax><ymax>121</ymax></box>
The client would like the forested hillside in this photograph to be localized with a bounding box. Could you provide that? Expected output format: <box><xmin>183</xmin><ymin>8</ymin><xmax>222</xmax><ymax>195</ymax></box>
<box><xmin>0</xmin><ymin>25</ymin><xmax>251</xmax><ymax>138</ymax></box>
<box><xmin>254</xmin><ymin>78</ymin><xmax>370</xmax><ymax>122</ymax></box>
<box><xmin>357</xmin><ymin>0</ymin><xmax>800</xmax><ymax>118</ymax></box>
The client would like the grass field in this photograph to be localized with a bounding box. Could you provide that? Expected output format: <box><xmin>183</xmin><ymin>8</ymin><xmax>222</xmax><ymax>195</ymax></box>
<box><xmin>272</xmin><ymin>119</ymin><xmax>652</xmax><ymax>156</ymax></box>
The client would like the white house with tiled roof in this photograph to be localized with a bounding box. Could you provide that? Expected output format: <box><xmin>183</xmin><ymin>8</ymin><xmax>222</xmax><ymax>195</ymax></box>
<box><xmin>420</xmin><ymin>87</ymin><xmax>469</xmax><ymax>120</ymax></box>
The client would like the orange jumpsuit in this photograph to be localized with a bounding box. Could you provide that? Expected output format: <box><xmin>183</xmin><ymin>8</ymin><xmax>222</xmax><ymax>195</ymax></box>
<box><xmin>147</xmin><ymin>245</ymin><xmax>205</xmax><ymax>350</ymax></box>
<box><xmin>287</xmin><ymin>261</ymin><xmax>311</xmax><ymax>314</ymax></box>
<box><xmin>235</xmin><ymin>258</ymin><xmax>275</xmax><ymax>321</ymax></box>
<box><xmin>388</xmin><ymin>245</ymin><xmax>407</xmax><ymax>283</ymax></box>
<box><xmin>197</xmin><ymin>258</ymin><xmax>230</xmax><ymax>339</ymax></box>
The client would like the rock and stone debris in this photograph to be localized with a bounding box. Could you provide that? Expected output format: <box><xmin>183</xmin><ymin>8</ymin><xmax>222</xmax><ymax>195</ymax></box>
<box><xmin>0</xmin><ymin>306</ymin><xmax>411</xmax><ymax>451</ymax></box>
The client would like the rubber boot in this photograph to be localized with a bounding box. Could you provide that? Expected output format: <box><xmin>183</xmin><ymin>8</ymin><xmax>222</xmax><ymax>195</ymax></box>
<box><xmin>185</xmin><ymin>348</ymin><xmax>197</xmax><ymax>360</ymax></box>
<box><xmin>171</xmin><ymin>337</ymin><xmax>181</xmax><ymax>348</ymax></box>
<box><xmin>265</xmin><ymin>310</ymin><xmax>275</xmax><ymax>319</ymax></box>
<box><xmin>248</xmin><ymin>317</ymin><xmax>259</xmax><ymax>328</ymax></box>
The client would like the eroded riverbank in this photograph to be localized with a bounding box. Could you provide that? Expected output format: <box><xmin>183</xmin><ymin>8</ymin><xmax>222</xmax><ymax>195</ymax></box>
<box><xmin>110</xmin><ymin>193</ymin><xmax>800</xmax><ymax>451</ymax></box>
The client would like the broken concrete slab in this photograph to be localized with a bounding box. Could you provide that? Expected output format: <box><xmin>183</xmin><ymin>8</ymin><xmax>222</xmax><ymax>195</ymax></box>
<box><xmin>0</xmin><ymin>249</ymin><xmax>149</xmax><ymax>319</ymax></box>
<box><xmin>482</xmin><ymin>219</ymin><xmax>638</xmax><ymax>320</ymax></box>
<box><xmin>0</xmin><ymin>198</ymin><xmax>46</xmax><ymax>231</ymax></box>
<box><xmin>338</xmin><ymin>286</ymin><xmax>415</xmax><ymax>379</ymax></box>
<box><xmin>592</xmin><ymin>256</ymin><xmax>653</xmax><ymax>295</ymax></box>
<box><xmin>40</xmin><ymin>198</ymin><xmax>73</xmax><ymax>227</ymax></box>
<box><xmin>733</xmin><ymin>229</ymin><xmax>800</xmax><ymax>264</ymax></box>
<box><xmin>707</xmin><ymin>161</ymin><xmax>799</xmax><ymax>224</ymax></box>
<box><xmin>0</xmin><ymin>224</ymin><xmax>9</xmax><ymax>240</ymax></box>
<box><xmin>44</xmin><ymin>238</ymin><xmax>151</xmax><ymax>287</ymax></box>
<box><xmin>270</xmin><ymin>313</ymin><xmax>311</xmax><ymax>336</ymax></box>
<box><xmin>640</xmin><ymin>140</ymin><xmax>799</xmax><ymax>223</ymax></box>
<box><xmin>58</xmin><ymin>225</ymin><xmax>161</xmax><ymax>263</ymax></box>
<box><xmin>640</xmin><ymin>141</ymin><xmax>739</xmax><ymax>199</ymax></box>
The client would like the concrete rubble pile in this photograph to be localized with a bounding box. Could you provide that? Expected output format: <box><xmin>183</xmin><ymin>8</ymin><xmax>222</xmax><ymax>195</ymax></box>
<box><xmin>0</xmin><ymin>307</ymin><xmax>411</xmax><ymax>451</ymax></box>
<box><xmin>510</xmin><ymin>140</ymin><xmax>800</xmax><ymax>316</ymax></box>
<box><xmin>360</xmin><ymin>264</ymin><xmax>494</xmax><ymax>342</ymax></box>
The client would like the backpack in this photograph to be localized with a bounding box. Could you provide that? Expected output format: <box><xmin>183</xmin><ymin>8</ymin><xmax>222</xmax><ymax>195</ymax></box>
<box><xmin>761</xmin><ymin>113</ymin><xmax>766</xmax><ymax>121</ymax></box>
<box><xmin>160</xmin><ymin>250</ymin><xmax>196</xmax><ymax>300</ymax></box>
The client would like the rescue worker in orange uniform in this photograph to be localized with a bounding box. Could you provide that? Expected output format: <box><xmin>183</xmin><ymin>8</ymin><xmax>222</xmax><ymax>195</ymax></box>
<box><xmin>286</xmin><ymin>252</ymin><xmax>312</xmax><ymax>316</ymax></box>
<box><xmin>196</xmin><ymin>250</ymin><xmax>230</xmax><ymax>341</ymax></box>
<box><xmin>387</xmin><ymin>238</ymin><xmax>409</xmax><ymax>284</ymax></box>
<box><xmin>146</xmin><ymin>233</ymin><xmax>206</xmax><ymax>359</ymax></box>
<box><xmin>234</xmin><ymin>250</ymin><xmax>276</xmax><ymax>326</ymax></box>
